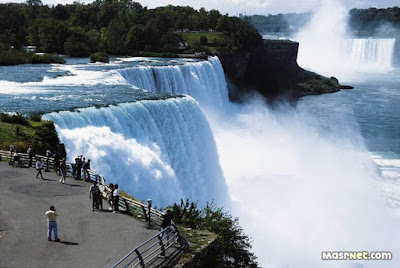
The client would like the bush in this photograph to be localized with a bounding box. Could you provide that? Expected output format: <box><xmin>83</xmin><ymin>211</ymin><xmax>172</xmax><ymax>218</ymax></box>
<box><xmin>28</xmin><ymin>53</ymin><xmax>65</xmax><ymax>64</ymax></box>
<box><xmin>90</xmin><ymin>52</ymin><xmax>109</xmax><ymax>63</ymax></box>
<box><xmin>29</xmin><ymin>113</ymin><xmax>43</xmax><ymax>122</ymax></box>
<box><xmin>0</xmin><ymin>48</ymin><xmax>27</xmax><ymax>65</ymax></box>
<box><xmin>200</xmin><ymin>35</ymin><xmax>208</xmax><ymax>45</ymax></box>
<box><xmin>171</xmin><ymin>199</ymin><xmax>259</xmax><ymax>268</ymax></box>
<box><xmin>0</xmin><ymin>112</ymin><xmax>29</xmax><ymax>126</ymax></box>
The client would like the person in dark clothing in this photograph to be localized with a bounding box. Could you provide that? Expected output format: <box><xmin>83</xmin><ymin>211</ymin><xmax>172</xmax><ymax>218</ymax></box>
<box><xmin>76</xmin><ymin>155</ymin><xmax>83</xmax><ymax>180</ymax></box>
<box><xmin>89</xmin><ymin>182</ymin><xmax>101</xmax><ymax>211</ymax></box>
<box><xmin>160</xmin><ymin>209</ymin><xmax>174</xmax><ymax>244</ymax></box>
<box><xmin>113</xmin><ymin>184</ymin><xmax>120</xmax><ymax>213</ymax></box>
<box><xmin>59</xmin><ymin>158</ymin><xmax>67</xmax><ymax>184</ymax></box>
<box><xmin>53</xmin><ymin>150</ymin><xmax>61</xmax><ymax>176</ymax></box>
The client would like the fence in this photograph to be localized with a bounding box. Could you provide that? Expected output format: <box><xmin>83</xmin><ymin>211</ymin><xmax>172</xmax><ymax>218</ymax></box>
<box><xmin>111</xmin><ymin>224</ymin><xmax>188</xmax><ymax>268</ymax></box>
<box><xmin>1</xmin><ymin>149</ymin><xmax>188</xmax><ymax>266</ymax></box>
<box><xmin>0</xmin><ymin>149</ymin><xmax>163</xmax><ymax>226</ymax></box>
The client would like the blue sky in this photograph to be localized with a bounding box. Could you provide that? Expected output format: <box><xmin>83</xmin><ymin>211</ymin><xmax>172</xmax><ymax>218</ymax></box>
<box><xmin>1</xmin><ymin>0</ymin><xmax>399</xmax><ymax>15</ymax></box>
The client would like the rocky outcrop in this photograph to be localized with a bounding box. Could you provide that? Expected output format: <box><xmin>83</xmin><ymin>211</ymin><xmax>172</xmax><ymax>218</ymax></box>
<box><xmin>218</xmin><ymin>40</ymin><xmax>352</xmax><ymax>101</ymax></box>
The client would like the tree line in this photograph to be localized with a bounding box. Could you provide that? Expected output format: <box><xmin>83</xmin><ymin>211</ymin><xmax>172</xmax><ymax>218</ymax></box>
<box><xmin>0</xmin><ymin>0</ymin><xmax>262</xmax><ymax>57</ymax></box>
<box><xmin>349</xmin><ymin>7</ymin><xmax>400</xmax><ymax>36</ymax></box>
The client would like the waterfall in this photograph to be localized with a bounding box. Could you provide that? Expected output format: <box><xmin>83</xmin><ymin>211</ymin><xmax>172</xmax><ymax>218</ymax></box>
<box><xmin>118</xmin><ymin>57</ymin><xmax>230</xmax><ymax>110</ymax></box>
<box><xmin>43</xmin><ymin>97</ymin><xmax>228</xmax><ymax>206</ymax></box>
<box><xmin>345</xmin><ymin>38</ymin><xmax>396</xmax><ymax>69</ymax></box>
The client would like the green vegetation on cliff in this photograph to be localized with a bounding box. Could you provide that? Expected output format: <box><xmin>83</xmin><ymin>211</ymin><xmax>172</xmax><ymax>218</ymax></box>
<box><xmin>170</xmin><ymin>199</ymin><xmax>259</xmax><ymax>268</ymax></box>
<box><xmin>0</xmin><ymin>0</ymin><xmax>262</xmax><ymax>60</ymax></box>
<box><xmin>0</xmin><ymin>112</ymin><xmax>62</xmax><ymax>156</ymax></box>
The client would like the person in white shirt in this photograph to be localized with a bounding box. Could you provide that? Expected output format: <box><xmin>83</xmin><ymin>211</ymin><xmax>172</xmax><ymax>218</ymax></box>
<box><xmin>35</xmin><ymin>157</ymin><xmax>44</xmax><ymax>179</ymax></box>
<box><xmin>45</xmin><ymin>206</ymin><xmax>60</xmax><ymax>242</ymax></box>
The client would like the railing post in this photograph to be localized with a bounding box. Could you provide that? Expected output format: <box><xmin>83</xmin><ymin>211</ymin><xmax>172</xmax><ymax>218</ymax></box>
<box><xmin>141</xmin><ymin>205</ymin><xmax>148</xmax><ymax>222</ymax></box>
<box><xmin>157</xmin><ymin>233</ymin><xmax>166</xmax><ymax>257</ymax></box>
<box><xmin>135</xmin><ymin>249</ymin><xmax>145</xmax><ymax>268</ymax></box>
<box><xmin>123</xmin><ymin>199</ymin><xmax>132</xmax><ymax>216</ymax></box>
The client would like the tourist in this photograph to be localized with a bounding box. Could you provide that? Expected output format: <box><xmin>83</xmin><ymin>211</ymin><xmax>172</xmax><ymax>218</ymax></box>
<box><xmin>59</xmin><ymin>158</ymin><xmax>67</xmax><ymax>184</ymax></box>
<box><xmin>113</xmin><ymin>184</ymin><xmax>120</xmax><ymax>213</ymax></box>
<box><xmin>76</xmin><ymin>155</ymin><xmax>83</xmax><ymax>179</ymax></box>
<box><xmin>160</xmin><ymin>209</ymin><xmax>174</xmax><ymax>244</ymax></box>
<box><xmin>12</xmin><ymin>151</ymin><xmax>23</xmax><ymax>167</ymax></box>
<box><xmin>53</xmin><ymin>150</ymin><xmax>61</xmax><ymax>176</ymax></box>
<box><xmin>35</xmin><ymin>157</ymin><xmax>44</xmax><ymax>179</ymax></box>
<box><xmin>89</xmin><ymin>181</ymin><xmax>101</xmax><ymax>211</ymax></box>
<box><xmin>27</xmin><ymin>145</ymin><xmax>34</xmax><ymax>167</ymax></box>
<box><xmin>45</xmin><ymin>206</ymin><xmax>60</xmax><ymax>242</ymax></box>
<box><xmin>82</xmin><ymin>159</ymin><xmax>91</xmax><ymax>182</ymax></box>
<box><xmin>108</xmin><ymin>183</ymin><xmax>114</xmax><ymax>210</ymax></box>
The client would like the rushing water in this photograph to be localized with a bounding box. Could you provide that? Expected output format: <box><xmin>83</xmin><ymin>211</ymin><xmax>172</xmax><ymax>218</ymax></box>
<box><xmin>1</xmin><ymin>54</ymin><xmax>400</xmax><ymax>267</ymax></box>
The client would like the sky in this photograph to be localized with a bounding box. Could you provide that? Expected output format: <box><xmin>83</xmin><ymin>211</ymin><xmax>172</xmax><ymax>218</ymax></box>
<box><xmin>1</xmin><ymin>0</ymin><xmax>399</xmax><ymax>15</ymax></box>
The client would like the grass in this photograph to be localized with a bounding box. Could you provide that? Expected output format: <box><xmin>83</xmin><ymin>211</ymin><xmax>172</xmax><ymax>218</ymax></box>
<box><xmin>0</xmin><ymin>113</ymin><xmax>61</xmax><ymax>155</ymax></box>
<box><xmin>181</xmin><ymin>32</ymin><xmax>221</xmax><ymax>54</ymax></box>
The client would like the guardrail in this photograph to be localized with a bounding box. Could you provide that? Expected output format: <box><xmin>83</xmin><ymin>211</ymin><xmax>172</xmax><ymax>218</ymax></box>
<box><xmin>85</xmin><ymin>169</ymin><xmax>164</xmax><ymax>227</ymax></box>
<box><xmin>0</xmin><ymin>150</ymin><xmax>57</xmax><ymax>169</ymax></box>
<box><xmin>1</xmin><ymin>149</ymin><xmax>188</xmax><ymax>266</ymax></box>
<box><xmin>111</xmin><ymin>224</ymin><xmax>188</xmax><ymax>268</ymax></box>
<box><xmin>0</xmin><ymin>149</ymin><xmax>163</xmax><ymax>225</ymax></box>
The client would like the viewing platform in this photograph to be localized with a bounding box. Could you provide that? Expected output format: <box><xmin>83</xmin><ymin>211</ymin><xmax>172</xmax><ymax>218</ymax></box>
<box><xmin>0</xmin><ymin>160</ymin><xmax>186</xmax><ymax>267</ymax></box>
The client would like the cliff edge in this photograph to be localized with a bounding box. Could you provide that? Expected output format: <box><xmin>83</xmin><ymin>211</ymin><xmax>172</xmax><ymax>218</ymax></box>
<box><xmin>218</xmin><ymin>40</ymin><xmax>352</xmax><ymax>101</ymax></box>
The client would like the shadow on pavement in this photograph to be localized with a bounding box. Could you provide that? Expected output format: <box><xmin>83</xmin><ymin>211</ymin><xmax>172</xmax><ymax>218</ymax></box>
<box><xmin>60</xmin><ymin>241</ymin><xmax>79</xmax><ymax>246</ymax></box>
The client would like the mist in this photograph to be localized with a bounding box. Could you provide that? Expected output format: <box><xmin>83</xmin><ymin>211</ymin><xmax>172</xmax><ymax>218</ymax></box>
<box><xmin>206</xmin><ymin>96</ymin><xmax>400</xmax><ymax>267</ymax></box>
<box><xmin>295</xmin><ymin>0</ymin><xmax>395</xmax><ymax>81</ymax></box>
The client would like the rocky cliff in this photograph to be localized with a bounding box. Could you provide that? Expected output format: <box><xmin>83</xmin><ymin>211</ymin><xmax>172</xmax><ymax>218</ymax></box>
<box><xmin>218</xmin><ymin>40</ymin><xmax>351</xmax><ymax>101</ymax></box>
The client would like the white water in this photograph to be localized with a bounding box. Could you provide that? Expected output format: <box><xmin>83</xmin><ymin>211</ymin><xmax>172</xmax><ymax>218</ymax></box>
<box><xmin>344</xmin><ymin>38</ymin><xmax>395</xmax><ymax>70</ymax></box>
<box><xmin>44</xmin><ymin>97</ymin><xmax>228</xmax><ymax>206</ymax></box>
<box><xmin>118</xmin><ymin>56</ymin><xmax>229</xmax><ymax>110</ymax></box>
<box><xmin>42</xmin><ymin>52</ymin><xmax>400</xmax><ymax>267</ymax></box>
<box><xmin>116</xmin><ymin>56</ymin><xmax>400</xmax><ymax>266</ymax></box>
<box><xmin>296</xmin><ymin>0</ymin><xmax>396</xmax><ymax>79</ymax></box>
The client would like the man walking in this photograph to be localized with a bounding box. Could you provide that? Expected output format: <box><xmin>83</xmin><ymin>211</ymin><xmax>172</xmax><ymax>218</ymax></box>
<box><xmin>45</xmin><ymin>206</ymin><xmax>60</xmax><ymax>242</ymax></box>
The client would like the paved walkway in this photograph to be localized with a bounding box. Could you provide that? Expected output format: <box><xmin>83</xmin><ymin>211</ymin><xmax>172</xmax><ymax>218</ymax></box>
<box><xmin>0</xmin><ymin>162</ymin><xmax>158</xmax><ymax>268</ymax></box>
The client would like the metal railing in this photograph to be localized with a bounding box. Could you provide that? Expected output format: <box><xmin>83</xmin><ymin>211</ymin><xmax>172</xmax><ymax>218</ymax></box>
<box><xmin>111</xmin><ymin>224</ymin><xmax>188</xmax><ymax>268</ymax></box>
<box><xmin>1</xmin><ymin>149</ymin><xmax>188</xmax><ymax>267</ymax></box>
<box><xmin>85</xmin><ymin>168</ymin><xmax>164</xmax><ymax>226</ymax></box>
<box><xmin>0</xmin><ymin>150</ymin><xmax>56</xmax><ymax>170</ymax></box>
<box><xmin>0</xmin><ymin>150</ymin><xmax>162</xmax><ymax>224</ymax></box>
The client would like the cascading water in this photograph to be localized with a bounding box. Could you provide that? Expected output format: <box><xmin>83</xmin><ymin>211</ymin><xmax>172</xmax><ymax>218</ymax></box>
<box><xmin>118</xmin><ymin>56</ymin><xmax>229</xmax><ymax>110</ymax></box>
<box><xmin>296</xmin><ymin>0</ymin><xmax>396</xmax><ymax>79</ymax></box>
<box><xmin>344</xmin><ymin>38</ymin><xmax>395</xmax><ymax>69</ymax></box>
<box><xmin>43</xmin><ymin>97</ymin><xmax>228</xmax><ymax>206</ymax></box>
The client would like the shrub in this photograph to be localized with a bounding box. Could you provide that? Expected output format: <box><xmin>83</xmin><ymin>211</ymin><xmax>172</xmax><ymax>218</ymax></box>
<box><xmin>200</xmin><ymin>35</ymin><xmax>208</xmax><ymax>45</ymax></box>
<box><xmin>0</xmin><ymin>48</ymin><xmax>27</xmax><ymax>65</ymax></box>
<box><xmin>90</xmin><ymin>52</ymin><xmax>109</xmax><ymax>63</ymax></box>
<box><xmin>171</xmin><ymin>199</ymin><xmax>259</xmax><ymax>268</ymax></box>
<box><xmin>28</xmin><ymin>53</ymin><xmax>65</xmax><ymax>64</ymax></box>
<box><xmin>0</xmin><ymin>112</ymin><xmax>29</xmax><ymax>125</ymax></box>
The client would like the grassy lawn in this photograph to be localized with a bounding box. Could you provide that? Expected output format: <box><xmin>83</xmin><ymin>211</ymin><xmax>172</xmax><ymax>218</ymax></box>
<box><xmin>181</xmin><ymin>32</ymin><xmax>221</xmax><ymax>54</ymax></box>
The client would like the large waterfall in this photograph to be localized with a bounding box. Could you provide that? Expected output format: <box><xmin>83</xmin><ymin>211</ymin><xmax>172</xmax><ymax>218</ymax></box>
<box><xmin>118</xmin><ymin>57</ymin><xmax>229</xmax><ymax>110</ymax></box>
<box><xmin>344</xmin><ymin>38</ymin><xmax>396</xmax><ymax>69</ymax></box>
<box><xmin>44</xmin><ymin>97</ymin><xmax>228</xmax><ymax>206</ymax></box>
